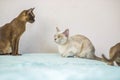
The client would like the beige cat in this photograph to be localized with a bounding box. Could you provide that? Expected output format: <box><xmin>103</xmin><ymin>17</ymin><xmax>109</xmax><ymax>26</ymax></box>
<box><xmin>54</xmin><ymin>27</ymin><xmax>101</xmax><ymax>60</ymax></box>
<box><xmin>102</xmin><ymin>43</ymin><xmax>120</xmax><ymax>66</ymax></box>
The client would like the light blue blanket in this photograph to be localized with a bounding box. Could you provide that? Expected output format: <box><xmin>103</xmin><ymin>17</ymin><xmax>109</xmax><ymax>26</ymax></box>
<box><xmin>0</xmin><ymin>53</ymin><xmax>120</xmax><ymax>80</ymax></box>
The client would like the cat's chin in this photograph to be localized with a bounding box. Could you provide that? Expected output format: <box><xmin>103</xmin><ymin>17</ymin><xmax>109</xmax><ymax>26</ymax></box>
<box><xmin>57</xmin><ymin>41</ymin><xmax>68</xmax><ymax>45</ymax></box>
<box><xmin>55</xmin><ymin>41</ymin><xmax>65</xmax><ymax>45</ymax></box>
<box><xmin>56</xmin><ymin>42</ymin><xmax>67</xmax><ymax>45</ymax></box>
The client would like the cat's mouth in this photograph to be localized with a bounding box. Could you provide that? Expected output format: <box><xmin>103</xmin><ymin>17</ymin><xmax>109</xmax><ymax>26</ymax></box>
<box><xmin>29</xmin><ymin>19</ymin><xmax>35</xmax><ymax>23</ymax></box>
<box><xmin>54</xmin><ymin>39</ymin><xmax>67</xmax><ymax>45</ymax></box>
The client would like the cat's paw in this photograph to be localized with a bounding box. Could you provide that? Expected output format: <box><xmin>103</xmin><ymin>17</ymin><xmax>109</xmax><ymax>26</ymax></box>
<box><xmin>61</xmin><ymin>54</ymin><xmax>67</xmax><ymax>57</ymax></box>
<box><xmin>12</xmin><ymin>53</ymin><xmax>22</xmax><ymax>56</ymax></box>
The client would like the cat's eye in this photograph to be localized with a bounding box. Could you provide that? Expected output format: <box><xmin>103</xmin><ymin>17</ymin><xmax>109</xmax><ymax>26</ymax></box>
<box><xmin>58</xmin><ymin>35</ymin><xmax>61</xmax><ymax>38</ymax></box>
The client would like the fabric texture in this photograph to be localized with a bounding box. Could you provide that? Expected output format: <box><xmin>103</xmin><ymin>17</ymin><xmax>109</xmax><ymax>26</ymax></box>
<box><xmin>0</xmin><ymin>53</ymin><xmax>120</xmax><ymax>80</ymax></box>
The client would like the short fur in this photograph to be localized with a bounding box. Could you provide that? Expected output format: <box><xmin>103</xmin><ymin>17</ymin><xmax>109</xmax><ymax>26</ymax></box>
<box><xmin>0</xmin><ymin>8</ymin><xmax>35</xmax><ymax>55</ymax></box>
<box><xmin>102</xmin><ymin>43</ymin><xmax>120</xmax><ymax>66</ymax></box>
<box><xmin>54</xmin><ymin>27</ymin><xmax>101</xmax><ymax>61</ymax></box>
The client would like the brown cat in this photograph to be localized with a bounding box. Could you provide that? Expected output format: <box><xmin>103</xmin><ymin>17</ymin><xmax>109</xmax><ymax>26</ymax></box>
<box><xmin>0</xmin><ymin>8</ymin><xmax>35</xmax><ymax>55</ymax></box>
<box><xmin>102</xmin><ymin>43</ymin><xmax>120</xmax><ymax>66</ymax></box>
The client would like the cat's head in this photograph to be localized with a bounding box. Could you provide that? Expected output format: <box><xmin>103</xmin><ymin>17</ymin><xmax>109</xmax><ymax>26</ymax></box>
<box><xmin>54</xmin><ymin>27</ymin><xmax>69</xmax><ymax>45</ymax></box>
<box><xmin>18</xmin><ymin>8</ymin><xmax>35</xmax><ymax>23</ymax></box>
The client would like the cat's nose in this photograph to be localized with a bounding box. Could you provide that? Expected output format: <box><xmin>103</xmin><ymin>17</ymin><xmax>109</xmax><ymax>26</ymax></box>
<box><xmin>54</xmin><ymin>38</ymin><xmax>56</xmax><ymax>40</ymax></box>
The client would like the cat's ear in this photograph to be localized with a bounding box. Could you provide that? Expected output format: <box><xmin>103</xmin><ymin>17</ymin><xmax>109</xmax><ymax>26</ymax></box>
<box><xmin>32</xmin><ymin>8</ymin><xmax>35</xmax><ymax>10</ymax></box>
<box><xmin>56</xmin><ymin>27</ymin><xmax>60</xmax><ymax>32</ymax></box>
<box><xmin>29</xmin><ymin>8</ymin><xmax>35</xmax><ymax>11</ymax></box>
<box><xmin>26</xmin><ymin>8</ymin><xmax>35</xmax><ymax>14</ymax></box>
<box><xmin>63</xmin><ymin>29</ymin><xmax>69</xmax><ymax>37</ymax></box>
<box><xmin>31</xmin><ymin>8</ymin><xmax>35</xmax><ymax>11</ymax></box>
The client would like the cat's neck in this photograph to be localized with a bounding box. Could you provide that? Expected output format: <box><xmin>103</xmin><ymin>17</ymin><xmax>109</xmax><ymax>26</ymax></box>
<box><xmin>11</xmin><ymin>17</ymin><xmax>26</xmax><ymax>26</ymax></box>
<box><xmin>59</xmin><ymin>38</ymin><xmax>70</xmax><ymax>46</ymax></box>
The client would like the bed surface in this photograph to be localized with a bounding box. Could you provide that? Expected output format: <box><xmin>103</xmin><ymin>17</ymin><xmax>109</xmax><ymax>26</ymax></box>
<box><xmin>0</xmin><ymin>53</ymin><xmax>120</xmax><ymax>80</ymax></box>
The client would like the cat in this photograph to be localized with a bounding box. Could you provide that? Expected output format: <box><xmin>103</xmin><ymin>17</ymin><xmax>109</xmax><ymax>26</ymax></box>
<box><xmin>0</xmin><ymin>8</ymin><xmax>35</xmax><ymax>55</ymax></box>
<box><xmin>54</xmin><ymin>27</ymin><xmax>101</xmax><ymax>61</ymax></box>
<box><xmin>102</xmin><ymin>43</ymin><xmax>120</xmax><ymax>66</ymax></box>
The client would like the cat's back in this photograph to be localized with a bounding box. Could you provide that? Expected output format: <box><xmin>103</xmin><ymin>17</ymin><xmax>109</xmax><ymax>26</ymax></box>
<box><xmin>115</xmin><ymin>43</ymin><xmax>120</xmax><ymax>48</ymax></box>
<box><xmin>0</xmin><ymin>23</ymin><xmax>12</xmax><ymax>37</ymax></box>
<box><xmin>0</xmin><ymin>23</ymin><xmax>11</xmax><ymax>30</ymax></box>
<box><xmin>111</xmin><ymin>43</ymin><xmax>120</xmax><ymax>52</ymax></box>
<box><xmin>70</xmin><ymin>34</ymin><xmax>94</xmax><ymax>48</ymax></box>
<box><xmin>70</xmin><ymin>34</ymin><xmax>90</xmax><ymax>42</ymax></box>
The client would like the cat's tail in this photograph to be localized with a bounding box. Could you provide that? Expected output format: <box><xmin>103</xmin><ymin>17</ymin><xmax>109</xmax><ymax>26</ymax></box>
<box><xmin>101</xmin><ymin>51</ymin><xmax>120</xmax><ymax>66</ymax></box>
<box><xmin>101</xmin><ymin>52</ymin><xmax>119</xmax><ymax>62</ymax></box>
<box><xmin>94</xmin><ymin>55</ymin><xmax>103</xmax><ymax>61</ymax></box>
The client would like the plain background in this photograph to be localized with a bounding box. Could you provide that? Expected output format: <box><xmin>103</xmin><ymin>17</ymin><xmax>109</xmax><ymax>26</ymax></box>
<box><xmin>0</xmin><ymin>0</ymin><xmax>120</xmax><ymax>57</ymax></box>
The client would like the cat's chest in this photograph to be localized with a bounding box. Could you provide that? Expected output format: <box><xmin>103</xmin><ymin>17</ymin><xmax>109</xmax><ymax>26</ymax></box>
<box><xmin>12</xmin><ymin>26</ymin><xmax>25</xmax><ymax>36</ymax></box>
<box><xmin>58</xmin><ymin>45</ymin><xmax>68</xmax><ymax>54</ymax></box>
<box><xmin>58</xmin><ymin>45</ymin><xmax>78</xmax><ymax>54</ymax></box>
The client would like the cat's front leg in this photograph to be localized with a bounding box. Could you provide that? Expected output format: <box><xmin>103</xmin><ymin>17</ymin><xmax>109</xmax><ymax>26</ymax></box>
<box><xmin>62</xmin><ymin>51</ymin><xmax>74</xmax><ymax>57</ymax></box>
<box><xmin>15</xmin><ymin>37</ymin><xmax>21</xmax><ymax>55</ymax></box>
<box><xmin>61</xmin><ymin>53</ymin><xmax>68</xmax><ymax>57</ymax></box>
<box><xmin>11</xmin><ymin>37</ymin><xmax>21</xmax><ymax>56</ymax></box>
<box><xmin>61</xmin><ymin>51</ymin><xmax>69</xmax><ymax>57</ymax></box>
